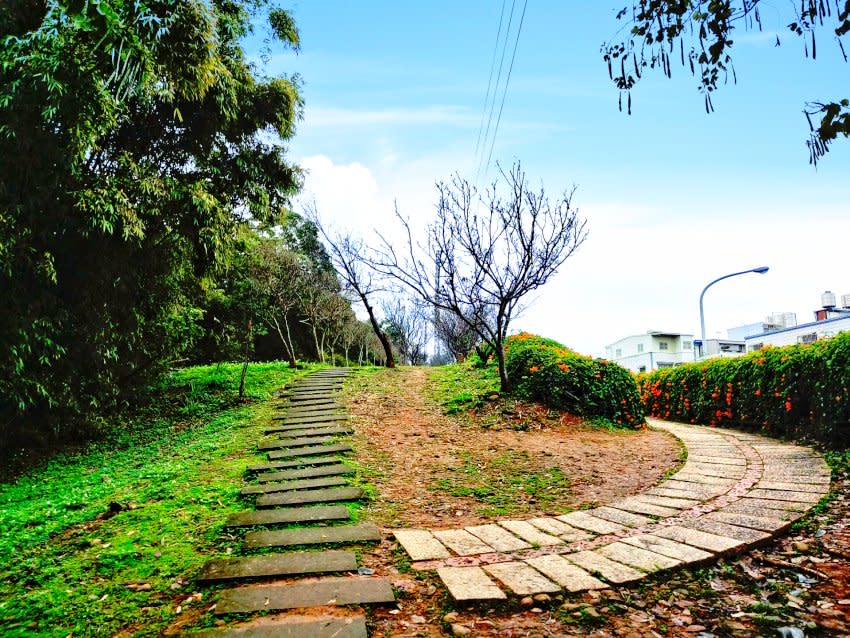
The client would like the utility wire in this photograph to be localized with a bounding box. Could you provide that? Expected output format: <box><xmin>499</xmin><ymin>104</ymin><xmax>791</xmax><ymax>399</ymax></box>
<box><xmin>483</xmin><ymin>0</ymin><xmax>528</xmax><ymax>177</ymax></box>
<box><xmin>476</xmin><ymin>0</ymin><xmax>518</xmax><ymax>184</ymax></box>
<box><xmin>474</xmin><ymin>0</ymin><xmax>508</xmax><ymax>160</ymax></box>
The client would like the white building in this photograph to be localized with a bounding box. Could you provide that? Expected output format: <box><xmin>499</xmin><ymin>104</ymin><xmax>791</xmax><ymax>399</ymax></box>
<box><xmin>605</xmin><ymin>331</ymin><xmax>695</xmax><ymax>373</ymax></box>
<box><xmin>738</xmin><ymin>291</ymin><xmax>850</xmax><ymax>351</ymax></box>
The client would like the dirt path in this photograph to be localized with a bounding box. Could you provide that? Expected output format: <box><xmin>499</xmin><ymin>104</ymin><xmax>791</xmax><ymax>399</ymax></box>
<box><xmin>345</xmin><ymin>366</ymin><xmax>681</xmax><ymax>528</ymax></box>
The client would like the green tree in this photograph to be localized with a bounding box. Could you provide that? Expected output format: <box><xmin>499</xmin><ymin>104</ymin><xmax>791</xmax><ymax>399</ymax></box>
<box><xmin>603</xmin><ymin>1</ymin><xmax>850</xmax><ymax>164</ymax></box>
<box><xmin>0</xmin><ymin>1</ymin><xmax>302</xmax><ymax>442</ymax></box>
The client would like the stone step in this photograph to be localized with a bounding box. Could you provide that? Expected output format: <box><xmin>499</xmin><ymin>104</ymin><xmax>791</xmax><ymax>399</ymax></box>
<box><xmin>247</xmin><ymin>455</ymin><xmax>344</xmax><ymax>473</ymax></box>
<box><xmin>194</xmin><ymin>616</ymin><xmax>367</xmax><ymax>638</ymax></box>
<box><xmin>288</xmin><ymin>393</ymin><xmax>337</xmax><ymax>402</ymax></box>
<box><xmin>273</xmin><ymin>414</ymin><xmax>348</xmax><ymax>424</ymax></box>
<box><xmin>214</xmin><ymin>576</ymin><xmax>395</xmax><ymax>614</ymax></box>
<box><xmin>259</xmin><ymin>463</ymin><xmax>356</xmax><ymax>483</ymax></box>
<box><xmin>244</xmin><ymin>522</ymin><xmax>382</xmax><ymax>549</ymax></box>
<box><xmin>275</xmin><ymin>426</ymin><xmax>353</xmax><ymax>439</ymax></box>
<box><xmin>268</xmin><ymin>443</ymin><xmax>353</xmax><ymax>460</ymax></box>
<box><xmin>240</xmin><ymin>476</ymin><xmax>348</xmax><ymax>495</ymax></box>
<box><xmin>266</xmin><ymin>420</ymin><xmax>346</xmax><ymax>433</ymax></box>
<box><xmin>224</xmin><ymin>505</ymin><xmax>351</xmax><ymax>528</ymax></box>
<box><xmin>197</xmin><ymin>550</ymin><xmax>357</xmax><ymax>582</ymax></box>
<box><xmin>258</xmin><ymin>436</ymin><xmax>339</xmax><ymax>451</ymax></box>
<box><xmin>257</xmin><ymin>486</ymin><xmax>365</xmax><ymax>508</ymax></box>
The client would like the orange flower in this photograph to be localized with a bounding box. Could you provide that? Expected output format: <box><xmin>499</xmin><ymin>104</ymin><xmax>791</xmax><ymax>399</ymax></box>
<box><xmin>785</xmin><ymin>399</ymin><xmax>792</xmax><ymax>412</ymax></box>
<box><xmin>529</xmin><ymin>365</ymin><xmax>539</xmax><ymax>373</ymax></box>
<box><xmin>558</xmin><ymin>362</ymin><xmax>570</xmax><ymax>373</ymax></box>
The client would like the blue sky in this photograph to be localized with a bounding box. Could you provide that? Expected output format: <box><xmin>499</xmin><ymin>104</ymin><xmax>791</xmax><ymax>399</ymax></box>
<box><xmin>249</xmin><ymin>2</ymin><xmax>849</xmax><ymax>356</ymax></box>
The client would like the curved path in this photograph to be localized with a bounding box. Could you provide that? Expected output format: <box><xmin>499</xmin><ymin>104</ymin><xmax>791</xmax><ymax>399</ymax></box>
<box><xmin>393</xmin><ymin>418</ymin><xmax>831</xmax><ymax>601</ymax></box>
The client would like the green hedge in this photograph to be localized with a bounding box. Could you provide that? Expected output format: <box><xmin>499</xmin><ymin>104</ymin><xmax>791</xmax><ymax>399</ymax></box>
<box><xmin>636</xmin><ymin>332</ymin><xmax>850</xmax><ymax>445</ymax></box>
<box><xmin>504</xmin><ymin>333</ymin><xmax>645</xmax><ymax>427</ymax></box>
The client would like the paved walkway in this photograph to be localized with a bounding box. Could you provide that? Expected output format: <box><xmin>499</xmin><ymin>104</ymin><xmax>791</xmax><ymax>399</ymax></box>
<box><xmin>392</xmin><ymin>419</ymin><xmax>831</xmax><ymax>601</ymax></box>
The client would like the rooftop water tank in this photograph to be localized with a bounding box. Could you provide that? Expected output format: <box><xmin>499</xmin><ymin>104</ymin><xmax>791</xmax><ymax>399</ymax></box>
<box><xmin>842</xmin><ymin>293</ymin><xmax>850</xmax><ymax>309</ymax></box>
<box><xmin>822</xmin><ymin>290</ymin><xmax>836</xmax><ymax>309</ymax></box>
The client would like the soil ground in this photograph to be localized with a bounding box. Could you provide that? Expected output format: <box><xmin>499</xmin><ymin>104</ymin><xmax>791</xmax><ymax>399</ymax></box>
<box><xmin>340</xmin><ymin>367</ymin><xmax>850</xmax><ymax>637</ymax></box>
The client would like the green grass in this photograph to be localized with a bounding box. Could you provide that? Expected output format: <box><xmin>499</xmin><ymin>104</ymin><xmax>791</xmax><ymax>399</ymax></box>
<box><xmin>428</xmin><ymin>362</ymin><xmax>500</xmax><ymax>414</ymax></box>
<box><xmin>0</xmin><ymin>361</ymin><xmax>323</xmax><ymax>637</ymax></box>
<box><xmin>431</xmin><ymin>450</ymin><xmax>571</xmax><ymax>517</ymax></box>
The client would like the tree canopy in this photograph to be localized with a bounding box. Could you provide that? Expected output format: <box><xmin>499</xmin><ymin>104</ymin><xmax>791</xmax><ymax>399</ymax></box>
<box><xmin>0</xmin><ymin>1</ymin><xmax>303</xmax><ymax>441</ymax></box>
<box><xmin>603</xmin><ymin>1</ymin><xmax>850</xmax><ymax>164</ymax></box>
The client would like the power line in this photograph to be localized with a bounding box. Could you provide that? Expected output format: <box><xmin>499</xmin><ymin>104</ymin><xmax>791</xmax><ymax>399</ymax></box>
<box><xmin>476</xmin><ymin>0</ymin><xmax>518</xmax><ymax>184</ymax></box>
<box><xmin>474</xmin><ymin>0</ymin><xmax>508</xmax><ymax>160</ymax></box>
<box><xmin>483</xmin><ymin>0</ymin><xmax>528</xmax><ymax>175</ymax></box>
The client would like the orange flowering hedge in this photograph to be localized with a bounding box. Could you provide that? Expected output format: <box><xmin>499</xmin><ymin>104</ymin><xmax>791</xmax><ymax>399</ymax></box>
<box><xmin>504</xmin><ymin>333</ymin><xmax>645</xmax><ymax>428</ymax></box>
<box><xmin>636</xmin><ymin>332</ymin><xmax>850</xmax><ymax>445</ymax></box>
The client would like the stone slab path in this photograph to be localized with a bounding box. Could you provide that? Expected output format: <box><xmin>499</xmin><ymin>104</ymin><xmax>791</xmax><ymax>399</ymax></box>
<box><xmin>194</xmin><ymin>616</ymin><xmax>367</xmax><ymax>638</ymax></box>
<box><xmin>194</xmin><ymin>369</ymin><xmax>393</xmax><ymax>637</ymax></box>
<box><xmin>392</xmin><ymin>418</ymin><xmax>831</xmax><ymax>602</ymax></box>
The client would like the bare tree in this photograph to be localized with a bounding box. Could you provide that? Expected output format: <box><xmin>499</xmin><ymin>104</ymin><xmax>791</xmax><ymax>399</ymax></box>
<box><xmin>307</xmin><ymin>204</ymin><xmax>396</xmax><ymax>368</ymax></box>
<box><xmin>381</xmin><ymin>298</ymin><xmax>430</xmax><ymax>365</ymax></box>
<box><xmin>433</xmin><ymin>307</ymin><xmax>486</xmax><ymax>363</ymax></box>
<box><xmin>373</xmin><ymin>161</ymin><xmax>587</xmax><ymax>391</ymax></box>
<box><xmin>248</xmin><ymin>240</ymin><xmax>304</xmax><ymax>367</ymax></box>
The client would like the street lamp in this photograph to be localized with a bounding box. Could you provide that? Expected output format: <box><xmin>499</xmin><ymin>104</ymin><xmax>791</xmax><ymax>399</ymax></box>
<box><xmin>699</xmin><ymin>266</ymin><xmax>770</xmax><ymax>340</ymax></box>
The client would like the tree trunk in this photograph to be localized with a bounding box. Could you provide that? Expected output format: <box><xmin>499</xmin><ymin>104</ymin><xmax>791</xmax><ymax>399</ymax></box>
<box><xmin>311</xmin><ymin>324</ymin><xmax>322</xmax><ymax>363</ymax></box>
<box><xmin>495</xmin><ymin>340</ymin><xmax>510</xmax><ymax>393</ymax></box>
<box><xmin>282</xmin><ymin>314</ymin><xmax>298</xmax><ymax>367</ymax></box>
<box><xmin>238</xmin><ymin>320</ymin><xmax>253</xmax><ymax>401</ymax></box>
<box><xmin>271</xmin><ymin>316</ymin><xmax>297</xmax><ymax>368</ymax></box>
<box><xmin>361</xmin><ymin>293</ymin><xmax>395</xmax><ymax>368</ymax></box>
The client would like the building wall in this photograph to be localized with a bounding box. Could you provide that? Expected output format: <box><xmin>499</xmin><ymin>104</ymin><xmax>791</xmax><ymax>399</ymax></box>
<box><xmin>606</xmin><ymin>333</ymin><xmax>695</xmax><ymax>373</ymax></box>
<box><xmin>745</xmin><ymin>316</ymin><xmax>850</xmax><ymax>350</ymax></box>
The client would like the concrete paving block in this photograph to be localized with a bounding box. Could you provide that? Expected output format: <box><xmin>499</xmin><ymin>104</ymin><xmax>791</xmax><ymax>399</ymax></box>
<box><xmin>193</xmin><ymin>616</ymin><xmax>367</xmax><ymax>638</ymax></box>
<box><xmin>483</xmin><ymin>561</ymin><xmax>561</xmax><ymax>595</ymax></box>
<box><xmin>609</xmin><ymin>497</ymin><xmax>680</xmax><ymax>518</ymax></box>
<box><xmin>653</xmin><ymin>525</ymin><xmax>743</xmax><ymax>553</ymax></box>
<box><xmin>214</xmin><ymin>576</ymin><xmax>394</xmax><ymax>614</ymax></box>
<box><xmin>240</xmin><ymin>476</ymin><xmax>347</xmax><ymax>495</ymax></box>
<box><xmin>706</xmin><ymin>511</ymin><xmax>790</xmax><ymax>532</ymax></box>
<box><xmin>746</xmin><ymin>489</ymin><xmax>823</xmax><ymax>504</ymax></box>
<box><xmin>258</xmin><ymin>463</ymin><xmax>355</xmax><ymax>483</ymax></box>
<box><xmin>527</xmin><ymin>517</ymin><xmax>592</xmax><ymax>542</ymax></box>
<box><xmin>244</xmin><ymin>523</ymin><xmax>381</xmax><ymax>549</ymax></box>
<box><xmin>466</xmin><ymin>524</ymin><xmax>532</xmax><ymax>552</ymax></box>
<box><xmin>224</xmin><ymin>505</ymin><xmax>350</xmax><ymax>528</ymax></box>
<box><xmin>268</xmin><ymin>443</ymin><xmax>353</xmax><ymax>460</ymax></box>
<box><xmin>256</xmin><ymin>487</ymin><xmax>364</xmax><ymax>508</ymax></box>
<box><xmin>432</xmin><ymin>529</ymin><xmax>495</xmax><ymax>556</ymax></box>
<box><xmin>498</xmin><ymin>520</ymin><xmax>565</xmax><ymax>546</ymax></box>
<box><xmin>597</xmin><ymin>541</ymin><xmax>681</xmax><ymax>572</ymax></box>
<box><xmin>753</xmin><ymin>480</ymin><xmax>829</xmax><ymax>494</ymax></box>
<box><xmin>684</xmin><ymin>518</ymin><xmax>771</xmax><ymax>543</ymax></box>
<box><xmin>620</xmin><ymin>534</ymin><xmax>712</xmax><ymax>563</ymax></box>
<box><xmin>197</xmin><ymin>550</ymin><xmax>357</xmax><ymax>582</ymax></box>
<box><xmin>524</xmin><ymin>554</ymin><xmax>607</xmax><ymax>591</ymax></box>
<box><xmin>557</xmin><ymin>511</ymin><xmax>629</xmax><ymax>535</ymax></box>
<box><xmin>566</xmin><ymin>550</ymin><xmax>646</xmax><ymax>584</ymax></box>
<box><xmin>588</xmin><ymin>506</ymin><xmax>653</xmax><ymax>528</ymax></box>
<box><xmin>393</xmin><ymin>529</ymin><xmax>451</xmax><ymax>560</ymax></box>
<box><xmin>634</xmin><ymin>494</ymin><xmax>700</xmax><ymax>510</ymax></box>
<box><xmin>247</xmin><ymin>456</ymin><xmax>343</xmax><ymax>473</ymax></box>
<box><xmin>437</xmin><ymin>566</ymin><xmax>507</xmax><ymax>601</ymax></box>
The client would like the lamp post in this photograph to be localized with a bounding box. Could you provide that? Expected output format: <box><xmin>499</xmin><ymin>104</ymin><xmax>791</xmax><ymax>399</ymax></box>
<box><xmin>699</xmin><ymin>266</ymin><xmax>769</xmax><ymax>341</ymax></box>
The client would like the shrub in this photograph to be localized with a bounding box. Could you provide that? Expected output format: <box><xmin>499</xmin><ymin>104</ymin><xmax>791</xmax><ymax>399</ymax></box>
<box><xmin>504</xmin><ymin>333</ymin><xmax>645</xmax><ymax>428</ymax></box>
<box><xmin>636</xmin><ymin>332</ymin><xmax>850</xmax><ymax>446</ymax></box>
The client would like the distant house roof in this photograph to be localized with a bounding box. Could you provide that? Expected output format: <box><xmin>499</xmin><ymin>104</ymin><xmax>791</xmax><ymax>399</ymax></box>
<box><xmin>744</xmin><ymin>314</ymin><xmax>850</xmax><ymax>340</ymax></box>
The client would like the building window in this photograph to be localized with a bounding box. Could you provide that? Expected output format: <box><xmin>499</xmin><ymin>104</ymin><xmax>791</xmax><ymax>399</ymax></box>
<box><xmin>658</xmin><ymin>341</ymin><xmax>669</xmax><ymax>351</ymax></box>
<box><xmin>798</xmin><ymin>333</ymin><xmax>818</xmax><ymax>344</ymax></box>
<box><xmin>657</xmin><ymin>361</ymin><xmax>674</xmax><ymax>368</ymax></box>
<box><xmin>750</xmin><ymin>343</ymin><xmax>763</xmax><ymax>351</ymax></box>
<box><xmin>637</xmin><ymin>343</ymin><xmax>644</xmax><ymax>353</ymax></box>
<box><xmin>638</xmin><ymin>366</ymin><xmax>646</xmax><ymax>373</ymax></box>
<box><xmin>683</xmin><ymin>340</ymin><xmax>692</xmax><ymax>350</ymax></box>
<box><xmin>615</xmin><ymin>348</ymin><xmax>622</xmax><ymax>357</ymax></box>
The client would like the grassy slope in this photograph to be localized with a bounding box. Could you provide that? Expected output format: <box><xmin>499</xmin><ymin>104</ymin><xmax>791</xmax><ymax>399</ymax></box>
<box><xmin>0</xmin><ymin>362</ymin><xmax>315</xmax><ymax>637</ymax></box>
